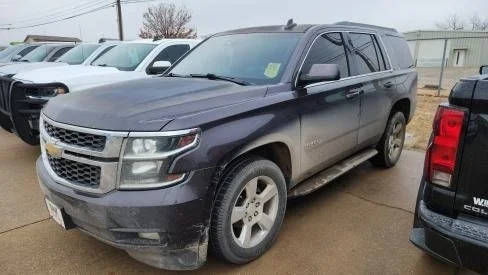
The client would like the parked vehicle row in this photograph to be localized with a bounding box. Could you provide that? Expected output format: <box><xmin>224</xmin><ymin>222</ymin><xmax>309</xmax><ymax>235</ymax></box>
<box><xmin>0</xmin><ymin>42</ymin><xmax>116</xmax><ymax>77</ymax></box>
<box><xmin>0</xmin><ymin>38</ymin><xmax>199</xmax><ymax>144</ymax></box>
<box><xmin>31</xmin><ymin>21</ymin><xmax>416</xmax><ymax>270</ymax></box>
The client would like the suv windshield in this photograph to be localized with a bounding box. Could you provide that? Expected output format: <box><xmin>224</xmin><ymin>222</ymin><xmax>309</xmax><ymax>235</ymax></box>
<box><xmin>91</xmin><ymin>43</ymin><xmax>156</xmax><ymax>71</ymax></box>
<box><xmin>56</xmin><ymin>44</ymin><xmax>100</xmax><ymax>65</ymax></box>
<box><xmin>0</xmin><ymin>45</ymin><xmax>22</xmax><ymax>59</ymax></box>
<box><xmin>20</xmin><ymin>45</ymin><xmax>56</xmax><ymax>62</ymax></box>
<box><xmin>168</xmin><ymin>33</ymin><xmax>302</xmax><ymax>85</ymax></box>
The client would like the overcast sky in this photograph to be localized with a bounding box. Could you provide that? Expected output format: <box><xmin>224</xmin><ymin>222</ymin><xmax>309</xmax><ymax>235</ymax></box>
<box><xmin>0</xmin><ymin>0</ymin><xmax>487</xmax><ymax>44</ymax></box>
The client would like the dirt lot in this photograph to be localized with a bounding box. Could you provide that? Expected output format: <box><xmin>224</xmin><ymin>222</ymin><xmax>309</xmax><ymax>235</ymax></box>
<box><xmin>0</xmin><ymin>129</ymin><xmax>476</xmax><ymax>274</ymax></box>
<box><xmin>405</xmin><ymin>92</ymin><xmax>448</xmax><ymax>151</ymax></box>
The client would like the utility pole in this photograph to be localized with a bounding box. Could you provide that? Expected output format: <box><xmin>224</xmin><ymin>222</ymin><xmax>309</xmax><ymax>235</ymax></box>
<box><xmin>116</xmin><ymin>0</ymin><xmax>124</xmax><ymax>41</ymax></box>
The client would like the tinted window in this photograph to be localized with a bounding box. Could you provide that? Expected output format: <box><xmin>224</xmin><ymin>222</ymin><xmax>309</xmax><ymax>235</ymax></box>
<box><xmin>384</xmin><ymin>35</ymin><xmax>414</xmax><ymax>70</ymax></box>
<box><xmin>91</xmin><ymin>43</ymin><xmax>156</xmax><ymax>71</ymax></box>
<box><xmin>170</xmin><ymin>33</ymin><xmax>302</xmax><ymax>85</ymax></box>
<box><xmin>153</xmin><ymin>44</ymin><xmax>190</xmax><ymax>64</ymax></box>
<box><xmin>302</xmin><ymin>32</ymin><xmax>349</xmax><ymax>78</ymax></box>
<box><xmin>349</xmin><ymin>33</ymin><xmax>382</xmax><ymax>75</ymax></box>
<box><xmin>372</xmin><ymin>36</ymin><xmax>389</xmax><ymax>70</ymax></box>
<box><xmin>56</xmin><ymin>44</ymin><xmax>100</xmax><ymax>64</ymax></box>
<box><xmin>17</xmin><ymin>46</ymin><xmax>38</xmax><ymax>57</ymax></box>
<box><xmin>48</xmin><ymin>47</ymin><xmax>73</xmax><ymax>62</ymax></box>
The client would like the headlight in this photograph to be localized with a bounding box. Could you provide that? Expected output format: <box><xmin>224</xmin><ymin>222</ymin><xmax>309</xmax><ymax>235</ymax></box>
<box><xmin>26</xmin><ymin>86</ymin><xmax>67</xmax><ymax>98</ymax></box>
<box><xmin>118</xmin><ymin>130</ymin><xmax>199</xmax><ymax>190</ymax></box>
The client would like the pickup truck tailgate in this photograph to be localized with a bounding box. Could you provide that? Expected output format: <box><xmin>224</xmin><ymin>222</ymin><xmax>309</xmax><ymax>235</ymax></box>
<box><xmin>454</xmin><ymin>79</ymin><xmax>488</xmax><ymax>216</ymax></box>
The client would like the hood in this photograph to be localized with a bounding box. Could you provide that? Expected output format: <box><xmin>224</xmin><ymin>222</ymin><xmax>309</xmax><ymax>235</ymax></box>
<box><xmin>43</xmin><ymin>77</ymin><xmax>267</xmax><ymax>131</ymax></box>
<box><xmin>13</xmin><ymin>65</ymin><xmax>147</xmax><ymax>92</ymax></box>
<box><xmin>0</xmin><ymin>62</ymin><xmax>67</xmax><ymax>76</ymax></box>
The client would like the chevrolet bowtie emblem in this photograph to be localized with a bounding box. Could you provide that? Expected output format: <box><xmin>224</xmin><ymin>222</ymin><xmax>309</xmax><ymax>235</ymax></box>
<box><xmin>45</xmin><ymin>142</ymin><xmax>63</xmax><ymax>158</ymax></box>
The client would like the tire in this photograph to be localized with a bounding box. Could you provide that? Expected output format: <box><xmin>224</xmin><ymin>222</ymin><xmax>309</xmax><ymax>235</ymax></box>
<box><xmin>210</xmin><ymin>156</ymin><xmax>287</xmax><ymax>264</ymax></box>
<box><xmin>371</xmin><ymin>111</ymin><xmax>406</xmax><ymax>168</ymax></box>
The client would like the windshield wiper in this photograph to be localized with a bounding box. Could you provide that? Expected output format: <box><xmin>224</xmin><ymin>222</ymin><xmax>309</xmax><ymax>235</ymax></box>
<box><xmin>189</xmin><ymin>73</ymin><xmax>252</xmax><ymax>86</ymax></box>
<box><xmin>96</xmin><ymin>64</ymin><xmax>109</xmax><ymax>67</ymax></box>
<box><xmin>165</xmin><ymin>72</ymin><xmax>190</xmax><ymax>78</ymax></box>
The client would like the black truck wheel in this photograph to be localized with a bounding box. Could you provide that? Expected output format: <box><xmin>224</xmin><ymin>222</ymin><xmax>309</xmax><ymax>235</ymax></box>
<box><xmin>210</xmin><ymin>157</ymin><xmax>287</xmax><ymax>264</ymax></box>
<box><xmin>371</xmin><ymin>111</ymin><xmax>406</xmax><ymax>168</ymax></box>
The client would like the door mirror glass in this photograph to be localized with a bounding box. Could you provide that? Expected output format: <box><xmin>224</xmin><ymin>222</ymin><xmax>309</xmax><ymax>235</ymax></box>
<box><xmin>299</xmin><ymin>64</ymin><xmax>340</xmax><ymax>86</ymax></box>
<box><xmin>12</xmin><ymin>54</ymin><xmax>22</xmax><ymax>61</ymax></box>
<box><xmin>147</xmin><ymin>60</ymin><xmax>171</xmax><ymax>75</ymax></box>
<box><xmin>480</xmin><ymin>65</ymin><xmax>488</xmax><ymax>75</ymax></box>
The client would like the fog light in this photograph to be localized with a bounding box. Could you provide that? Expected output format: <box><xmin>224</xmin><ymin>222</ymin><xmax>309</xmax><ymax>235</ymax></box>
<box><xmin>138</xmin><ymin>232</ymin><xmax>160</xmax><ymax>240</ymax></box>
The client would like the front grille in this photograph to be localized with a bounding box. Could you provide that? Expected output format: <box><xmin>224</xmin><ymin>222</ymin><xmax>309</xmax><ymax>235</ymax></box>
<box><xmin>0</xmin><ymin>77</ymin><xmax>12</xmax><ymax>113</ymax></box>
<box><xmin>47</xmin><ymin>154</ymin><xmax>101</xmax><ymax>188</ymax></box>
<box><xmin>44</xmin><ymin>121</ymin><xmax>106</xmax><ymax>151</ymax></box>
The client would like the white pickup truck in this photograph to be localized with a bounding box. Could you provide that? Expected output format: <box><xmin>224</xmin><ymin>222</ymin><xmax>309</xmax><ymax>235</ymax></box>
<box><xmin>0</xmin><ymin>39</ymin><xmax>200</xmax><ymax>145</ymax></box>
<box><xmin>0</xmin><ymin>42</ymin><xmax>119</xmax><ymax>77</ymax></box>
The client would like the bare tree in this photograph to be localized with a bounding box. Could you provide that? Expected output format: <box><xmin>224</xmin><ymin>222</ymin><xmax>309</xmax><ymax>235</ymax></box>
<box><xmin>469</xmin><ymin>14</ymin><xmax>488</xmax><ymax>31</ymax></box>
<box><xmin>139</xmin><ymin>3</ymin><xmax>197</xmax><ymax>39</ymax></box>
<box><xmin>436</xmin><ymin>14</ymin><xmax>465</xmax><ymax>30</ymax></box>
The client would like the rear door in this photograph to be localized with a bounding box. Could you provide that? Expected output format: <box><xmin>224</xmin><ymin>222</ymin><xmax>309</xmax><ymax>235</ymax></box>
<box><xmin>298</xmin><ymin>32</ymin><xmax>361</xmax><ymax>177</ymax></box>
<box><xmin>454</xmin><ymin>79</ymin><xmax>488</xmax><ymax>217</ymax></box>
<box><xmin>345</xmin><ymin>32</ymin><xmax>398</xmax><ymax>148</ymax></box>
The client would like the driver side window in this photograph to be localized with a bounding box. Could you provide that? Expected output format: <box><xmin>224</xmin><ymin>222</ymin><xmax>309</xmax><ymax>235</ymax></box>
<box><xmin>302</xmin><ymin>32</ymin><xmax>350</xmax><ymax>79</ymax></box>
<box><xmin>152</xmin><ymin>44</ymin><xmax>190</xmax><ymax>65</ymax></box>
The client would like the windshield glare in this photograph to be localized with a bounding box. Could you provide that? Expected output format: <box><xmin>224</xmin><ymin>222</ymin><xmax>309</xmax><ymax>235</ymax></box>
<box><xmin>0</xmin><ymin>45</ymin><xmax>22</xmax><ymax>59</ymax></box>
<box><xmin>56</xmin><ymin>44</ymin><xmax>100</xmax><ymax>65</ymax></box>
<box><xmin>20</xmin><ymin>45</ymin><xmax>56</xmax><ymax>62</ymax></box>
<box><xmin>169</xmin><ymin>33</ymin><xmax>302</xmax><ymax>85</ymax></box>
<box><xmin>91</xmin><ymin>43</ymin><xmax>156</xmax><ymax>71</ymax></box>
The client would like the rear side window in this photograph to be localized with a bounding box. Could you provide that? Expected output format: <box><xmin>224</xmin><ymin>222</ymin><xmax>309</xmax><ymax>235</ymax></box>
<box><xmin>48</xmin><ymin>47</ymin><xmax>72</xmax><ymax>62</ymax></box>
<box><xmin>17</xmin><ymin>46</ymin><xmax>37</xmax><ymax>57</ymax></box>
<box><xmin>349</xmin><ymin>33</ymin><xmax>385</xmax><ymax>75</ymax></box>
<box><xmin>152</xmin><ymin>44</ymin><xmax>190</xmax><ymax>64</ymax></box>
<box><xmin>302</xmin><ymin>32</ymin><xmax>350</xmax><ymax>78</ymax></box>
<box><xmin>384</xmin><ymin>35</ymin><xmax>414</xmax><ymax>70</ymax></box>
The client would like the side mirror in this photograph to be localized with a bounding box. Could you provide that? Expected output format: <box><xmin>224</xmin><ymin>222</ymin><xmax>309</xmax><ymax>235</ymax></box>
<box><xmin>147</xmin><ymin>61</ymin><xmax>171</xmax><ymax>75</ymax></box>
<box><xmin>480</xmin><ymin>65</ymin><xmax>488</xmax><ymax>75</ymax></box>
<box><xmin>298</xmin><ymin>64</ymin><xmax>340</xmax><ymax>86</ymax></box>
<box><xmin>12</xmin><ymin>54</ymin><xmax>22</xmax><ymax>61</ymax></box>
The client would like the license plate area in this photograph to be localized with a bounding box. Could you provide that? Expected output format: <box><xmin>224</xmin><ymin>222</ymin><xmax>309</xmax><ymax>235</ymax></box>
<box><xmin>45</xmin><ymin>198</ymin><xmax>67</xmax><ymax>229</ymax></box>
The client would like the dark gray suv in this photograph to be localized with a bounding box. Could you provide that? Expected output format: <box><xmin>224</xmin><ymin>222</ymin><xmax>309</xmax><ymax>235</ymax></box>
<box><xmin>36</xmin><ymin>21</ymin><xmax>417</xmax><ymax>270</ymax></box>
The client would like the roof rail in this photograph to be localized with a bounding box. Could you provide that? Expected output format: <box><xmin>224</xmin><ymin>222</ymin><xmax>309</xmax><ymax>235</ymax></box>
<box><xmin>334</xmin><ymin>21</ymin><xmax>397</xmax><ymax>32</ymax></box>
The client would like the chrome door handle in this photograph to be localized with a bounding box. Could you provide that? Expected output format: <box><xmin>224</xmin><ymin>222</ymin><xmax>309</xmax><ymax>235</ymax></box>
<box><xmin>345</xmin><ymin>89</ymin><xmax>363</xmax><ymax>99</ymax></box>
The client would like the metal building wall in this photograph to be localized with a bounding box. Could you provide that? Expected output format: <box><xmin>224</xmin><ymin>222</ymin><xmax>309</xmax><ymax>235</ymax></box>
<box><xmin>404</xmin><ymin>30</ymin><xmax>488</xmax><ymax>68</ymax></box>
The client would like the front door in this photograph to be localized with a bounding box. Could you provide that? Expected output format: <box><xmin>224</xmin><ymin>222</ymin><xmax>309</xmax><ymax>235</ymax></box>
<box><xmin>298</xmin><ymin>32</ymin><xmax>361</xmax><ymax>178</ymax></box>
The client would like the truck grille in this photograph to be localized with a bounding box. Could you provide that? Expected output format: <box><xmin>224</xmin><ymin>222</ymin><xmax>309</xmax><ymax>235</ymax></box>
<box><xmin>0</xmin><ymin>76</ymin><xmax>12</xmax><ymax>113</ymax></box>
<box><xmin>47</xmin><ymin>154</ymin><xmax>101</xmax><ymax>188</ymax></box>
<box><xmin>44</xmin><ymin>121</ymin><xmax>106</xmax><ymax>151</ymax></box>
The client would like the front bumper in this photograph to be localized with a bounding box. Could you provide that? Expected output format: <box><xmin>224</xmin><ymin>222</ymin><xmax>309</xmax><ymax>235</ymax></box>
<box><xmin>410</xmin><ymin>201</ymin><xmax>488</xmax><ymax>274</ymax></box>
<box><xmin>37</xmin><ymin>157</ymin><xmax>216</xmax><ymax>270</ymax></box>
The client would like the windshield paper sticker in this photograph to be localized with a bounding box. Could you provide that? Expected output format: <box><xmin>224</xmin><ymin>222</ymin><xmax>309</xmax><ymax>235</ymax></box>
<box><xmin>264</xmin><ymin>63</ymin><xmax>281</xmax><ymax>79</ymax></box>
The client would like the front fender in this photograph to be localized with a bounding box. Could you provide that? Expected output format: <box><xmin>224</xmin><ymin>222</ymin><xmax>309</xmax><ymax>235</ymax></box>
<box><xmin>168</xmin><ymin>91</ymin><xmax>301</xmax><ymax>184</ymax></box>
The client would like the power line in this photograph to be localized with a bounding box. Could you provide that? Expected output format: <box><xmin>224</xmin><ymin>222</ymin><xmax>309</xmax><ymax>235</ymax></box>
<box><xmin>0</xmin><ymin>0</ymin><xmax>113</xmax><ymax>27</ymax></box>
<box><xmin>0</xmin><ymin>0</ymin><xmax>158</xmax><ymax>31</ymax></box>
<box><xmin>0</xmin><ymin>2</ymin><xmax>116</xmax><ymax>30</ymax></box>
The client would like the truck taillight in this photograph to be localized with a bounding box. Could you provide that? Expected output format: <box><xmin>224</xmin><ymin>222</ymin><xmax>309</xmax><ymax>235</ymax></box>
<box><xmin>428</xmin><ymin>106</ymin><xmax>465</xmax><ymax>188</ymax></box>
